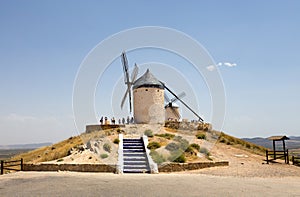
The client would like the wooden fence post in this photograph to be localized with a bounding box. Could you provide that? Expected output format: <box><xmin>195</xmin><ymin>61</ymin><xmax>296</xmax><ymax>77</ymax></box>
<box><xmin>1</xmin><ymin>160</ymin><xmax>3</xmax><ymax>175</ymax></box>
<box><xmin>21</xmin><ymin>158</ymin><xmax>23</xmax><ymax>171</ymax></box>
<box><xmin>292</xmin><ymin>156</ymin><xmax>295</xmax><ymax>165</ymax></box>
<box><xmin>266</xmin><ymin>150</ymin><xmax>269</xmax><ymax>164</ymax></box>
<box><xmin>286</xmin><ymin>150</ymin><xmax>289</xmax><ymax>164</ymax></box>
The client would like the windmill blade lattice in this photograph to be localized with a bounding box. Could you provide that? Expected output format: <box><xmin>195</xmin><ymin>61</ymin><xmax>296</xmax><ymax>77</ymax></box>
<box><xmin>120</xmin><ymin>51</ymin><xmax>139</xmax><ymax>113</ymax></box>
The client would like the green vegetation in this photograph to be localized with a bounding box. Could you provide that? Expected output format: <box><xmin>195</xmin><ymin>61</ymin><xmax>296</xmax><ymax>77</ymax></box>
<box><xmin>196</xmin><ymin>132</ymin><xmax>206</xmax><ymax>140</ymax></box>
<box><xmin>150</xmin><ymin>150</ymin><xmax>165</xmax><ymax>164</ymax></box>
<box><xmin>144</xmin><ymin>129</ymin><xmax>154</xmax><ymax>137</ymax></box>
<box><xmin>168</xmin><ymin>150</ymin><xmax>186</xmax><ymax>163</ymax></box>
<box><xmin>155</xmin><ymin>133</ymin><xmax>175</xmax><ymax>140</ymax></box>
<box><xmin>147</xmin><ymin>141</ymin><xmax>161</xmax><ymax>150</ymax></box>
<box><xmin>56</xmin><ymin>158</ymin><xmax>64</xmax><ymax>162</ymax></box>
<box><xmin>113</xmin><ymin>138</ymin><xmax>120</xmax><ymax>144</ymax></box>
<box><xmin>190</xmin><ymin>143</ymin><xmax>200</xmax><ymax>152</ymax></box>
<box><xmin>100</xmin><ymin>153</ymin><xmax>108</xmax><ymax>159</ymax></box>
<box><xmin>103</xmin><ymin>143</ymin><xmax>111</xmax><ymax>153</ymax></box>
<box><xmin>173</xmin><ymin>154</ymin><xmax>186</xmax><ymax>163</ymax></box>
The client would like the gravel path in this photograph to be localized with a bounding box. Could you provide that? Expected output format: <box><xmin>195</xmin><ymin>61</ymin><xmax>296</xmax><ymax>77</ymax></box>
<box><xmin>0</xmin><ymin>171</ymin><xmax>300</xmax><ymax>196</ymax></box>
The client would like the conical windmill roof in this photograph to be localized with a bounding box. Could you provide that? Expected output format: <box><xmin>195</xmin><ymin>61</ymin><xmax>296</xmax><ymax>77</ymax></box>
<box><xmin>133</xmin><ymin>69</ymin><xmax>164</xmax><ymax>90</ymax></box>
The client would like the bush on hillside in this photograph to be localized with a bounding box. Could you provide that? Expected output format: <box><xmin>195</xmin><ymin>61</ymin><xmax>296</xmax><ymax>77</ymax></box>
<box><xmin>144</xmin><ymin>130</ymin><xmax>154</xmax><ymax>137</ymax></box>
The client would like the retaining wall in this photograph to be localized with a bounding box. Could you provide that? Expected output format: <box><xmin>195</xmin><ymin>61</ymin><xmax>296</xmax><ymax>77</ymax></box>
<box><xmin>23</xmin><ymin>161</ymin><xmax>228</xmax><ymax>173</ymax></box>
<box><xmin>85</xmin><ymin>125</ymin><xmax>125</xmax><ymax>133</ymax></box>
<box><xmin>158</xmin><ymin>161</ymin><xmax>229</xmax><ymax>172</ymax></box>
<box><xmin>23</xmin><ymin>164</ymin><xmax>116</xmax><ymax>173</ymax></box>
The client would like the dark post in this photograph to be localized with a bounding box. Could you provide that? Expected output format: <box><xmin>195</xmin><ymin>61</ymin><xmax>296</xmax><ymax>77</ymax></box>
<box><xmin>20</xmin><ymin>158</ymin><xmax>23</xmax><ymax>171</ymax></box>
<box><xmin>266</xmin><ymin>150</ymin><xmax>269</xmax><ymax>164</ymax></box>
<box><xmin>292</xmin><ymin>156</ymin><xmax>295</xmax><ymax>165</ymax></box>
<box><xmin>273</xmin><ymin>140</ymin><xmax>276</xmax><ymax>159</ymax></box>
<box><xmin>1</xmin><ymin>160</ymin><xmax>3</xmax><ymax>175</ymax></box>
<box><xmin>286</xmin><ymin>149</ymin><xmax>289</xmax><ymax>164</ymax></box>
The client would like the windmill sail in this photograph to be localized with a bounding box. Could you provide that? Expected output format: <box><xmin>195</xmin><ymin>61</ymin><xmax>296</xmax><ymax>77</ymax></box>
<box><xmin>120</xmin><ymin>51</ymin><xmax>139</xmax><ymax>113</ymax></box>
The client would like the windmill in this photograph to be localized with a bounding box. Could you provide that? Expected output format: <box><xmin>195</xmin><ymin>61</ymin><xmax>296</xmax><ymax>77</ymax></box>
<box><xmin>161</xmin><ymin>82</ymin><xmax>204</xmax><ymax>122</ymax></box>
<box><xmin>120</xmin><ymin>51</ymin><xmax>139</xmax><ymax>113</ymax></box>
<box><xmin>164</xmin><ymin>92</ymin><xmax>186</xmax><ymax>120</ymax></box>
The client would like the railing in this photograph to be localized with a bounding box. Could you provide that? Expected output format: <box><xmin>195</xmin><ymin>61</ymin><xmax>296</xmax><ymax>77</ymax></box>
<box><xmin>116</xmin><ymin>134</ymin><xmax>124</xmax><ymax>174</ymax></box>
<box><xmin>1</xmin><ymin>158</ymin><xmax>23</xmax><ymax>175</ymax></box>
<box><xmin>292</xmin><ymin>156</ymin><xmax>300</xmax><ymax>166</ymax></box>
<box><xmin>266</xmin><ymin>150</ymin><xmax>289</xmax><ymax>164</ymax></box>
<box><xmin>142</xmin><ymin>135</ymin><xmax>158</xmax><ymax>173</ymax></box>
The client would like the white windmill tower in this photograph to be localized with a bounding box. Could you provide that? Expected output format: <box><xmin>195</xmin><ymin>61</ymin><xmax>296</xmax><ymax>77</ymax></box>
<box><xmin>120</xmin><ymin>51</ymin><xmax>204</xmax><ymax>124</ymax></box>
<box><xmin>132</xmin><ymin>69</ymin><xmax>165</xmax><ymax>124</ymax></box>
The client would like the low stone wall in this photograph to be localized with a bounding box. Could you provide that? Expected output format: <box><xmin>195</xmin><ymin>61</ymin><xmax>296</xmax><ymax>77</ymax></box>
<box><xmin>23</xmin><ymin>162</ymin><xmax>228</xmax><ymax>173</ymax></box>
<box><xmin>158</xmin><ymin>161</ymin><xmax>229</xmax><ymax>172</ymax></box>
<box><xmin>23</xmin><ymin>164</ymin><xmax>116</xmax><ymax>173</ymax></box>
<box><xmin>86</xmin><ymin>125</ymin><xmax>125</xmax><ymax>133</ymax></box>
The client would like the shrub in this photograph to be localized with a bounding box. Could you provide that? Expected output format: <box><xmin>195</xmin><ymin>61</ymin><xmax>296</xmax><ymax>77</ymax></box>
<box><xmin>173</xmin><ymin>154</ymin><xmax>186</xmax><ymax>163</ymax></box>
<box><xmin>147</xmin><ymin>141</ymin><xmax>161</xmax><ymax>150</ymax></box>
<box><xmin>155</xmin><ymin>133</ymin><xmax>175</xmax><ymax>140</ymax></box>
<box><xmin>185</xmin><ymin>146</ymin><xmax>194</xmax><ymax>153</ymax></box>
<box><xmin>168</xmin><ymin>150</ymin><xmax>186</xmax><ymax>163</ymax></box>
<box><xmin>100</xmin><ymin>153</ymin><xmax>108</xmax><ymax>159</ymax></box>
<box><xmin>113</xmin><ymin>138</ymin><xmax>120</xmax><ymax>144</ymax></box>
<box><xmin>57</xmin><ymin>158</ymin><xmax>64</xmax><ymax>162</ymax></box>
<box><xmin>103</xmin><ymin>143</ymin><xmax>111</xmax><ymax>153</ymax></box>
<box><xmin>245</xmin><ymin>143</ymin><xmax>251</xmax><ymax>149</ymax></box>
<box><xmin>219</xmin><ymin>137</ymin><xmax>226</xmax><ymax>143</ymax></box>
<box><xmin>144</xmin><ymin>130</ymin><xmax>154</xmax><ymax>137</ymax></box>
<box><xmin>196</xmin><ymin>133</ymin><xmax>206</xmax><ymax>140</ymax></box>
<box><xmin>166</xmin><ymin>142</ymin><xmax>180</xmax><ymax>152</ymax></box>
<box><xmin>190</xmin><ymin>143</ymin><xmax>200</xmax><ymax>152</ymax></box>
<box><xmin>150</xmin><ymin>150</ymin><xmax>165</xmax><ymax>164</ymax></box>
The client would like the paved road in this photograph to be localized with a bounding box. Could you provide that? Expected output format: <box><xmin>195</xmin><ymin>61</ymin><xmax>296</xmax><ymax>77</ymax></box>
<box><xmin>0</xmin><ymin>172</ymin><xmax>300</xmax><ymax>196</ymax></box>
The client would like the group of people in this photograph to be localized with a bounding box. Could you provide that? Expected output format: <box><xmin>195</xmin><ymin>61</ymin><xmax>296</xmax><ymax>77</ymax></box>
<box><xmin>99</xmin><ymin>116</ymin><xmax>134</xmax><ymax>125</ymax></box>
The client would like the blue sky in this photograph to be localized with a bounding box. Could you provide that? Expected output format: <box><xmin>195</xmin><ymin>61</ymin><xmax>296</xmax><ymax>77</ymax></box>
<box><xmin>0</xmin><ymin>0</ymin><xmax>299</xmax><ymax>145</ymax></box>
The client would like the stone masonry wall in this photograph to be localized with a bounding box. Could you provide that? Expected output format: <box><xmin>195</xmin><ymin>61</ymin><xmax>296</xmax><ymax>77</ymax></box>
<box><xmin>23</xmin><ymin>164</ymin><xmax>116</xmax><ymax>173</ymax></box>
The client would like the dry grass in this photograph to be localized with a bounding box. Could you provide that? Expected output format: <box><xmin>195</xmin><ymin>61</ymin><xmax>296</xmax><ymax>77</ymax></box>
<box><xmin>11</xmin><ymin>136</ymin><xmax>83</xmax><ymax>163</ymax></box>
<box><xmin>218</xmin><ymin>132</ymin><xmax>267</xmax><ymax>155</ymax></box>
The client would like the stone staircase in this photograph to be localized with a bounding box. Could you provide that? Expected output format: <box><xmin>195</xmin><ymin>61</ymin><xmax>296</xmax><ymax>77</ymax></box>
<box><xmin>123</xmin><ymin>138</ymin><xmax>150</xmax><ymax>173</ymax></box>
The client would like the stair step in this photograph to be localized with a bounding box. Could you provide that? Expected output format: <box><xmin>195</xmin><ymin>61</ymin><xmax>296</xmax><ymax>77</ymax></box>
<box><xmin>124</xmin><ymin>149</ymin><xmax>145</xmax><ymax>153</ymax></box>
<box><xmin>123</xmin><ymin>169</ymin><xmax>150</xmax><ymax>173</ymax></box>
<box><xmin>123</xmin><ymin>142</ymin><xmax>143</xmax><ymax>144</ymax></box>
<box><xmin>124</xmin><ymin>161</ymin><xmax>147</xmax><ymax>165</ymax></box>
<box><xmin>124</xmin><ymin>157</ymin><xmax>147</xmax><ymax>161</ymax></box>
<box><xmin>123</xmin><ymin>143</ymin><xmax>143</xmax><ymax>145</ymax></box>
<box><xmin>123</xmin><ymin>146</ymin><xmax>144</xmax><ymax>149</ymax></box>
<box><xmin>123</xmin><ymin>153</ymin><xmax>146</xmax><ymax>157</ymax></box>
<box><xmin>124</xmin><ymin>165</ymin><xmax>149</xmax><ymax>169</ymax></box>
<box><xmin>122</xmin><ymin>138</ymin><xmax>150</xmax><ymax>173</ymax></box>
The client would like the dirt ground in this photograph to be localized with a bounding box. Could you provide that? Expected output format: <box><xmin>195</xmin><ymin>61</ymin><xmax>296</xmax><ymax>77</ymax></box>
<box><xmin>1</xmin><ymin>141</ymin><xmax>299</xmax><ymax>196</ymax></box>
<box><xmin>0</xmin><ymin>171</ymin><xmax>299</xmax><ymax>197</ymax></box>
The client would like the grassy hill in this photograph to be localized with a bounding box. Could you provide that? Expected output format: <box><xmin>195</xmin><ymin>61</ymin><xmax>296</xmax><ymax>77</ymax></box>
<box><xmin>217</xmin><ymin>132</ymin><xmax>267</xmax><ymax>155</ymax></box>
<box><xmin>10</xmin><ymin>136</ymin><xmax>83</xmax><ymax>163</ymax></box>
<box><xmin>8</xmin><ymin>129</ymin><xmax>269</xmax><ymax>164</ymax></box>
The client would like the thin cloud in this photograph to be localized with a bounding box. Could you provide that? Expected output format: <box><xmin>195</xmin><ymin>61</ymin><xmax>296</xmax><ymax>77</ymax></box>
<box><xmin>223</xmin><ymin>62</ymin><xmax>237</xmax><ymax>67</ymax></box>
<box><xmin>206</xmin><ymin>62</ymin><xmax>237</xmax><ymax>71</ymax></box>
<box><xmin>206</xmin><ymin>65</ymin><xmax>216</xmax><ymax>71</ymax></box>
